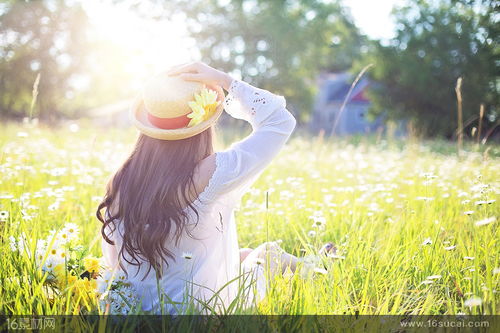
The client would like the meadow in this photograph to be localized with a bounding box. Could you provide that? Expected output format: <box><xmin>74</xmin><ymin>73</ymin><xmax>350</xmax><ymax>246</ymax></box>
<box><xmin>0</xmin><ymin>122</ymin><xmax>498</xmax><ymax>321</ymax></box>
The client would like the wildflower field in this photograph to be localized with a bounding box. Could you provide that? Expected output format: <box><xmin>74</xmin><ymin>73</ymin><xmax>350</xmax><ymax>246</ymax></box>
<box><xmin>0</xmin><ymin>123</ymin><xmax>498</xmax><ymax>320</ymax></box>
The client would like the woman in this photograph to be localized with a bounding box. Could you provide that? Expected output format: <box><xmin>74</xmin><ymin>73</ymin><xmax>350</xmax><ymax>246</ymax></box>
<box><xmin>97</xmin><ymin>62</ymin><xmax>317</xmax><ymax>314</ymax></box>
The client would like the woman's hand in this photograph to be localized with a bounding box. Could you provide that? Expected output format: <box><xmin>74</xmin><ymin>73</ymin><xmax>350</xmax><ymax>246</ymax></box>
<box><xmin>166</xmin><ymin>62</ymin><xmax>233</xmax><ymax>91</ymax></box>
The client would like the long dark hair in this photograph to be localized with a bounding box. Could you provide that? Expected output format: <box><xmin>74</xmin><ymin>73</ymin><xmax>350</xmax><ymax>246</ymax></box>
<box><xmin>96</xmin><ymin>128</ymin><xmax>214</xmax><ymax>279</ymax></box>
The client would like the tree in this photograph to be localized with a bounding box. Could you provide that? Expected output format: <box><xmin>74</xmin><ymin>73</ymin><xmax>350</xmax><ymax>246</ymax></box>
<box><xmin>161</xmin><ymin>0</ymin><xmax>365</xmax><ymax>122</ymax></box>
<box><xmin>362</xmin><ymin>0</ymin><xmax>499</xmax><ymax>138</ymax></box>
<box><xmin>0</xmin><ymin>0</ymin><xmax>90</xmax><ymax>122</ymax></box>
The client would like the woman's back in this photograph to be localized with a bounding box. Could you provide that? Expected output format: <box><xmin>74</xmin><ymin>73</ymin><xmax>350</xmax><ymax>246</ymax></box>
<box><xmin>100</xmin><ymin>67</ymin><xmax>296</xmax><ymax>314</ymax></box>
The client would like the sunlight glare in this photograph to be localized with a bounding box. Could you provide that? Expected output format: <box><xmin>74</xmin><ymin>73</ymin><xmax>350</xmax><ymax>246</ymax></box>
<box><xmin>83</xmin><ymin>0</ymin><xmax>197</xmax><ymax>89</ymax></box>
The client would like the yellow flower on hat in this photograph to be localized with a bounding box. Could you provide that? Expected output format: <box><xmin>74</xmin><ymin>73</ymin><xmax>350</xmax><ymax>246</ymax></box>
<box><xmin>187</xmin><ymin>88</ymin><xmax>219</xmax><ymax>127</ymax></box>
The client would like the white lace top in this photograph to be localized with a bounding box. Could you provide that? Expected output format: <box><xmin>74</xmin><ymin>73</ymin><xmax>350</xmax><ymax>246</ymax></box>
<box><xmin>101</xmin><ymin>79</ymin><xmax>296</xmax><ymax>314</ymax></box>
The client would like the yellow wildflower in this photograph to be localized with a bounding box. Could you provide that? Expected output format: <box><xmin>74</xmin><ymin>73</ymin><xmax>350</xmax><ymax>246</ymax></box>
<box><xmin>72</xmin><ymin>278</ymin><xmax>97</xmax><ymax>311</ymax></box>
<box><xmin>54</xmin><ymin>264</ymin><xmax>77</xmax><ymax>289</ymax></box>
<box><xmin>83</xmin><ymin>256</ymin><xmax>100</xmax><ymax>273</ymax></box>
<box><xmin>73</xmin><ymin>278</ymin><xmax>97</xmax><ymax>299</ymax></box>
<box><xmin>187</xmin><ymin>88</ymin><xmax>219</xmax><ymax>127</ymax></box>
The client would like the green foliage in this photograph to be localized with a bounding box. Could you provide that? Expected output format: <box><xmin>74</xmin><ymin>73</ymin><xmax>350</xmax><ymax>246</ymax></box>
<box><xmin>166</xmin><ymin>0</ymin><xmax>365</xmax><ymax>121</ymax></box>
<box><xmin>361</xmin><ymin>0</ymin><xmax>499</xmax><ymax>138</ymax></box>
<box><xmin>0</xmin><ymin>0</ymin><xmax>91</xmax><ymax>121</ymax></box>
<box><xmin>1</xmin><ymin>0</ymin><xmax>497</xmax><ymax>139</ymax></box>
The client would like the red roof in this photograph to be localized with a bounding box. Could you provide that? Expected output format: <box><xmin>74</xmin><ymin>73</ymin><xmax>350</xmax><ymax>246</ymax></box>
<box><xmin>351</xmin><ymin>88</ymin><xmax>369</xmax><ymax>102</ymax></box>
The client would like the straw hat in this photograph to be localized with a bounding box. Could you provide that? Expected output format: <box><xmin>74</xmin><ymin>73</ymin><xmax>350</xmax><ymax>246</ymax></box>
<box><xmin>131</xmin><ymin>73</ymin><xmax>224</xmax><ymax>140</ymax></box>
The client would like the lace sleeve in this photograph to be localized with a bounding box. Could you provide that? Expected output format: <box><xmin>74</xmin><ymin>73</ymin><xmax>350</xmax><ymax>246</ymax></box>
<box><xmin>198</xmin><ymin>79</ymin><xmax>296</xmax><ymax>204</ymax></box>
<box><xmin>223</xmin><ymin>79</ymin><xmax>287</xmax><ymax>127</ymax></box>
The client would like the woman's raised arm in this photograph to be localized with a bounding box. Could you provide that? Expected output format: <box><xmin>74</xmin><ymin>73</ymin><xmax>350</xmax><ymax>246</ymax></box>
<box><xmin>169</xmin><ymin>62</ymin><xmax>296</xmax><ymax>202</ymax></box>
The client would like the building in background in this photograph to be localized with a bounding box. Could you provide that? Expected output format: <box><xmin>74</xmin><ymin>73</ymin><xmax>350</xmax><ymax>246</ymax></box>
<box><xmin>310</xmin><ymin>72</ymin><xmax>384</xmax><ymax>136</ymax></box>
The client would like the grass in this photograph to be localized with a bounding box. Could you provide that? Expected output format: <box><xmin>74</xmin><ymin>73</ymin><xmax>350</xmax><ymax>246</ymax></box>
<box><xmin>0</xmin><ymin>122</ymin><xmax>498</xmax><ymax>321</ymax></box>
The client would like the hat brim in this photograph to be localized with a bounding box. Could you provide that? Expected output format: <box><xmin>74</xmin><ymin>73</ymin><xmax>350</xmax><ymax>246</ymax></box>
<box><xmin>131</xmin><ymin>84</ymin><xmax>225</xmax><ymax>140</ymax></box>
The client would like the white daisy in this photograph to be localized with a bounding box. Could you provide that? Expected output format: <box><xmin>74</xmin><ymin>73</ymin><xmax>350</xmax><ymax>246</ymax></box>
<box><xmin>16</xmin><ymin>233</ymin><xmax>29</xmax><ymax>254</ymax></box>
<box><xmin>96</xmin><ymin>275</ymin><xmax>111</xmax><ymax>294</ymax></box>
<box><xmin>9</xmin><ymin>236</ymin><xmax>17</xmax><ymax>252</ymax></box>
<box><xmin>42</xmin><ymin>256</ymin><xmax>59</xmax><ymax>274</ymax></box>
<box><xmin>464</xmin><ymin>296</ymin><xmax>482</xmax><ymax>307</ymax></box>
<box><xmin>115</xmin><ymin>270</ymin><xmax>127</xmax><ymax>282</ymax></box>
<box><xmin>313</xmin><ymin>267</ymin><xmax>328</xmax><ymax>275</ymax></box>
<box><xmin>253</xmin><ymin>258</ymin><xmax>265</xmax><ymax>266</ymax></box>
<box><xmin>422</xmin><ymin>237</ymin><xmax>432</xmax><ymax>245</ymax></box>
<box><xmin>48</xmin><ymin>202</ymin><xmax>60</xmax><ymax>211</ymax></box>
<box><xmin>62</xmin><ymin>223</ymin><xmax>79</xmax><ymax>241</ymax></box>
<box><xmin>0</xmin><ymin>211</ymin><xmax>9</xmax><ymax>222</ymax></box>
<box><xmin>310</xmin><ymin>215</ymin><xmax>326</xmax><ymax>228</ymax></box>
<box><xmin>475</xmin><ymin>217</ymin><xmax>496</xmax><ymax>227</ymax></box>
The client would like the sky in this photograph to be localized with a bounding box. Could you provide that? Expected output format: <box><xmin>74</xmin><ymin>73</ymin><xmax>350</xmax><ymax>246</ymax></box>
<box><xmin>345</xmin><ymin>0</ymin><xmax>405</xmax><ymax>40</ymax></box>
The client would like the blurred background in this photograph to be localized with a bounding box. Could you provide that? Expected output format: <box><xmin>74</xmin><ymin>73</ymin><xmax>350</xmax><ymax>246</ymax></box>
<box><xmin>0</xmin><ymin>0</ymin><xmax>498</xmax><ymax>140</ymax></box>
